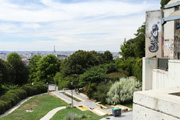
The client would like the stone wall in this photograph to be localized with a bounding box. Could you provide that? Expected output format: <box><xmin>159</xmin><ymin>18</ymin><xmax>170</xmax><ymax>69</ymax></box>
<box><xmin>133</xmin><ymin>88</ymin><xmax>180</xmax><ymax>120</ymax></box>
<box><xmin>142</xmin><ymin>57</ymin><xmax>157</xmax><ymax>91</ymax></box>
<box><xmin>152</xmin><ymin>60</ymin><xmax>180</xmax><ymax>89</ymax></box>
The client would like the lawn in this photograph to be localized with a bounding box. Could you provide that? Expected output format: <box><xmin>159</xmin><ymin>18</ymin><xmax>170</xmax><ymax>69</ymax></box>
<box><xmin>1</xmin><ymin>94</ymin><xmax>106</xmax><ymax>120</ymax></box>
<box><xmin>0</xmin><ymin>94</ymin><xmax>68</xmax><ymax>120</ymax></box>
<box><xmin>51</xmin><ymin>107</ymin><xmax>105</xmax><ymax>120</ymax></box>
<box><xmin>122</xmin><ymin>103</ymin><xmax>133</xmax><ymax>109</ymax></box>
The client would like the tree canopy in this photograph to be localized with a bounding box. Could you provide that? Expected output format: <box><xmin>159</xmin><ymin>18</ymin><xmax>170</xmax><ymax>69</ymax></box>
<box><xmin>79</xmin><ymin>66</ymin><xmax>107</xmax><ymax>86</ymax></box>
<box><xmin>7</xmin><ymin>53</ymin><xmax>28</xmax><ymax>85</ymax></box>
<box><xmin>0</xmin><ymin>59</ymin><xmax>15</xmax><ymax>85</ymax></box>
<box><xmin>161</xmin><ymin>0</ymin><xmax>170</xmax><ymax>9</ymax></box>
<box><xmin>116</xmin><ymin>24</ymin><xmax>145</xmax><ymax>82</ymax></box>
<box><xmin>35</xmin><ymin>54</ymin><xmax>61</xmax><ymax>83</ymax></box>
<box><xmin>28</xmin><ymin>55</ymin><xmax>42</xmax><ymax>83</ymax></box>
<box><xmin>119</xmin><ymin>24</ymin><xmax>145</xmax><ymax>59</ymax></box>
<box><xmin>61</xmin><ymin>50</ymin><xmax>113</xmax><ymax>77</ymax></box>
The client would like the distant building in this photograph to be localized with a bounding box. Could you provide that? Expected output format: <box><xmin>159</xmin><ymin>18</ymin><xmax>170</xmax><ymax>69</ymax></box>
<box><xmin>23</xmin><ymin>60</ymin><xmax>29</xmax><ymax>65</ymax></box>
<box><xmin>56</xmin><ymin>54</ymin><xmax>68</xmax><ymax>60</ymax></box>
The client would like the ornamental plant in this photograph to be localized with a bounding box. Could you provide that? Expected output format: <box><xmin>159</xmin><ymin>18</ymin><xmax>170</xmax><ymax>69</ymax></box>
<box><xmin>106</xmin><ymin>77</ymin><xmax>138</xmax><ymax>105</ymax></box>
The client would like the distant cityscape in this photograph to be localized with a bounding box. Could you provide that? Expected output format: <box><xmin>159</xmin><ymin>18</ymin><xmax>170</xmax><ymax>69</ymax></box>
<box><xmin>0</xmin><ymin>51</ymin><xmax>120</xmax><ymax>65</ymax></box>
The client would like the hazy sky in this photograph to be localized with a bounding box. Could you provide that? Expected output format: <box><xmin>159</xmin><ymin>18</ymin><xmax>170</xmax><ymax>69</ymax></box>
<box><xmin>0</xmin><ymin>0</ymin><xmax>160</xmax><ymax>52</ymax></box>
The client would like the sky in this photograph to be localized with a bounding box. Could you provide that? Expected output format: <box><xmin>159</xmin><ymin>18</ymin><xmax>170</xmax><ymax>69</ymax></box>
<box><xmin>0</xmin><ymin>0</ymin><xmax>161</xmax><ymax>52</ymax></box>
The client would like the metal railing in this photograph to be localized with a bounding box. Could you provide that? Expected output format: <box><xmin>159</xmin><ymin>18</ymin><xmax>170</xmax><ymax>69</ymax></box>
<box><xmin>158</xmin><ymin>58</ymin><xmax>169</xmax><ymax>71</ymax></box>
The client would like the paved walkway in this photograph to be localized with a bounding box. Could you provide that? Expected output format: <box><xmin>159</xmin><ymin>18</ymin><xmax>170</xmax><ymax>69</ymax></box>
<box><xmin>100</xmin><ymin>111</ymin><xmax>133</xmax><ymax>120</ymax></box>
<box><xmin>40</xmin><ymin>106</ymin><xmax>66</xmax><ymax>120</ymax></box>
<box><xmin>53</xmin><ymin>90</ymin><xmax>106</xmax><ymax>112</ymax></box>
<box><xmin>52</xmin><ymin>90</ymin><xmax>133</xmax><ymax>119</ymax></box>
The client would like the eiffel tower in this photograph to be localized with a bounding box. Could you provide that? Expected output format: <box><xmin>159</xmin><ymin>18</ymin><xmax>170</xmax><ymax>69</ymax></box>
<box><xmin>54</xmin><ymin>45</ymin><xmax>56</xmax><ymax>53</ymax></box>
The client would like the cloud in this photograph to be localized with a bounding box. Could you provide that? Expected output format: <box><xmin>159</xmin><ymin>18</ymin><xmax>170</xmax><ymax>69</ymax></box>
<box><xmin>0</xmin><ymin>0</ymin><xmax>159</xmax><ymax>22</ymax></box>
<box><xmin>0</xmin><ymin>0</ymin><xmax>160</xmax><ymax>51</ymax></box>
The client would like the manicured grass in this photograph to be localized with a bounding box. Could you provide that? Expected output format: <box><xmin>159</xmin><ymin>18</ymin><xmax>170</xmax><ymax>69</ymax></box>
<box><xmin>1</xmin><ymin>94</ymin><xmax>68</xmax><ymax>120</ymax></box>
<box><xmin>122</xmin><ymin>103</ymin><xmax>133</xmax><ymax>109</ymax></box>
<box><xmin>51</xmin><ymin>107</ymin><xmax>106</xmax><ymax>120</ymax></box>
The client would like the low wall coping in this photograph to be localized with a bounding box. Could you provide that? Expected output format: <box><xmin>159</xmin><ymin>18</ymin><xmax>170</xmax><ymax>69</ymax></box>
<box><xmin>169</xmin><ymin>59</ymin><xmax>180</xmax><ymax>63</ymax></box>
<box><xmin>152</xmin><ymin>69</ymin><xmax>168</xmax><ymax>74</ymax></box>
<box><xmin>134</xmin><ymin>87</ymin><xmax>180</xmax><ymax>118</ymax></box>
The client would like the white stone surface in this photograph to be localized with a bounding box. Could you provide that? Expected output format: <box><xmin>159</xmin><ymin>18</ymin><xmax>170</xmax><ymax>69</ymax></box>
<box><xmin>143</xmin><ymin>57</ymin><xmax>157</xmax><ymax>91</ymax></box>
<box><xmin>133</xmin><ymin>88</ymin><xmax>180</xmax><ymax>120</ymax></box>
<box><xmin>152</xmin><ymin>60</ymin><xmax>180</xmax><ymax>89</ymax></box>
<box><xmin>133</xmin><ymin>104</ymin><xmax>179</xmax><ymax>120</ymax></box>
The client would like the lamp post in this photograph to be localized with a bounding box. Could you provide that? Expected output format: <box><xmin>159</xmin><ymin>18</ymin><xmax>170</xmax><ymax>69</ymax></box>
<box><xmin>46</xmin><ymin>82</ymin><xmax>49</xmax><ymax>93</ymax></box>
<box><xmin>71</xmin><ymin>82</ymin><xmax>73</xmax><ymax>107</ymax></box>
<box><xmin>47</xmin><ymin>75</ymin><xmax>49</xmax><ymax>93</ymax></box>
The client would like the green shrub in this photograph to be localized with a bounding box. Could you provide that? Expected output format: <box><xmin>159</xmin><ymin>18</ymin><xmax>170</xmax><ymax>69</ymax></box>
<box><xmin>1</xmin><ymin>84</ymin><xmax>19</xmax><ymax>94</ymax></box>
<box><xmin>64</xmin><ymin>112</ymin><xmax>79</xmax><ymax>120</ymax></box>
<box><xmin>105</xmin><ymin>63</ymin><xmax>118</xmax><ymax>73</ymax></box>
<box><xmin>116</xmin><ymin>57</ymin><xmax>136</xmax><ymax>76</ymax></box>
<box><xmin>6</xmin><ymin>89</ymin><xmax>27</xmax><ymax>100</ymax></box>
<box><xmin>0</xmin><ymin>100</ymin><xmax>5</xmax><ymax>114</ymax></box>
<box><xmin>132</xmin><ymin>58</ymin><xmax>142</xmax><ymax>82</ymax></box>
<box><xmin>54</xmin><ymin>72</ymin><xmax>62</xmax><ymax>85</ymax></box>
<box><xmin>106</xmin><ymin>77</ymin><xmax>139</xmax><ymax>105</ymax></box>
<box><xmin>40</xmin><ymin>83</ymin><xmax>48</xmax><ymax>93</ymax></box>
<box><xmin>58</xmin><ymin>80</ymin><xmax>70</xmax><ymax>90</ymax></box>
<box><xmin>0</xmin><ymin>93</ymin><xmax>19</xmax><ymax>107</ymax></box>
<box><xmin>92</xmin><ymin>82</ymin><xmax>112</xmax><ymax>104</ymax></box>
<box><xmin>84</xmin><ymin>83</ymin><xmax>97</xmax><ymax>99</ymax></box>
<box><xmin>21</xmin><ymin>82</ymin><xmax>48</xmax><ymax>96</ymax></box>
<box><xmin>21</xmin><ymin>84</ymin><xmax>34</xmax><ymax>96</ymax></box>
<box><xmin>0</xmin><ymin>100</ymin><xmax>11</xmax><ymax>114</ymax></box>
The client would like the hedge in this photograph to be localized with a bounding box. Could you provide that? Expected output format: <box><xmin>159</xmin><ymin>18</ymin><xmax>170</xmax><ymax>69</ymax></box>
<box><xmin>0</xmin><ymin>82</ymin><xmax>47</xmax><ymax>114</ymax></box>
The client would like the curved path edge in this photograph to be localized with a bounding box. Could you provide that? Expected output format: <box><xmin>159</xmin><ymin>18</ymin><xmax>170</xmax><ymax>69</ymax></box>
<box><xmin>40</xmin><ymin>106</ymin><xmax>66</xmax><ymax>120</ymax></box>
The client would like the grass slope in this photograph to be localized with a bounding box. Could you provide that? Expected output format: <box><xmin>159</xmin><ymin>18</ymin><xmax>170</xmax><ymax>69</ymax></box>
<box><xmin>51</xmin><ymin>107</ymin><xmax>105</xmax><ymax>120</ymax></box>
<box><xmin>1</xmin><ymin>94</ymin><xmax>68</xmax><ymax>120</ymax></box>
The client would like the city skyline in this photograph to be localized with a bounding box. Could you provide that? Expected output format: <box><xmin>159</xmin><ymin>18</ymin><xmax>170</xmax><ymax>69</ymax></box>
<box><xmin>0</xmin><ymin>0</ymin><xmax>160</xmax><ymax>52</ymax></box>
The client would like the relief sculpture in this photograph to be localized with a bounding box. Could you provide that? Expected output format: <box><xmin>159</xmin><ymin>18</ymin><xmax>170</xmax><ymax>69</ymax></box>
<box><xmin>149</xmin><ymin>24</ymin><xmax>159</xmax><ymax>53</ymax></box>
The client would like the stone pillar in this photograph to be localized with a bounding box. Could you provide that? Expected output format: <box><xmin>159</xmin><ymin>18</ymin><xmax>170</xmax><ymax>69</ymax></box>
<box><xmin>142</xmin><ymin>57</ymin><xmax>157</xmax><ymax>91</ymax></box>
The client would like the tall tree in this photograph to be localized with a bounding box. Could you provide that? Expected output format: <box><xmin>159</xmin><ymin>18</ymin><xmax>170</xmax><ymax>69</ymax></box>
<box><xmin>119</xmin><ymin>24</ymin><xmax>145</xmax><ymax>59</ymax></box>
<box><xmin>119</xmin><ymin>39</ymin><xmax>135</xmax><ymax>60</ymax></box>
<box><xmin>79</xmin><ymin>66</ymin><xmax>107</xmax><ymax>86</ymax></box>
<box><xmin>103</xmin><ymin>50</ymin><xmax>113</xmax><ymax>63</ymax></box>
<box><xmin>161</xmin><ymin>0</ymin><xmax>170</xmax><ymax>9</ymax></box>
<box><xmin>36</xmin><ymin>54</ymin><xmax>61</xmax><ymax>83</ymax></box>
<box><xmin>61</xmin><ymin>50</ymin><xmax>114</xmax><ymax>77</ymax></box>
<box><xmin>28</xmin><ymin>55</ymin><xmax>42</xmax><ymax>83</ymax></box>
<box><xmin>133</xmin><ymin>24</ymin><xmax>145</xmax><ymax>58</ymax></box>
<box><xmin>7</xmin><ymin>53</ymin><xmax>29</xmax><ymax>85</ymax></box>
<box><xmin>61</xmin><ymin>50</ymin><xmax>99</xmax><ymax>76</ymax></box>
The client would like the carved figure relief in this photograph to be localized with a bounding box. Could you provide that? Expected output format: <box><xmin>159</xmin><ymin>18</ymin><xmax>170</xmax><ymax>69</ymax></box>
<box><xmin>149</xmin><ymin>24</ymin><xmax>159</xmax><ymax>53</ymax></box>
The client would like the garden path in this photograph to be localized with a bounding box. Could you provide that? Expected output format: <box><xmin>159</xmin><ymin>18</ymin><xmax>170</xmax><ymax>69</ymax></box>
<box><xmin>40</xmin><ymin>106</ymin><xmax>66</xmax><ymax>120</ymax></box>
<box><xmin>52</xmin><ymin>90</ymin><xmax>133</xmax><ymax>119</ymax></box>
